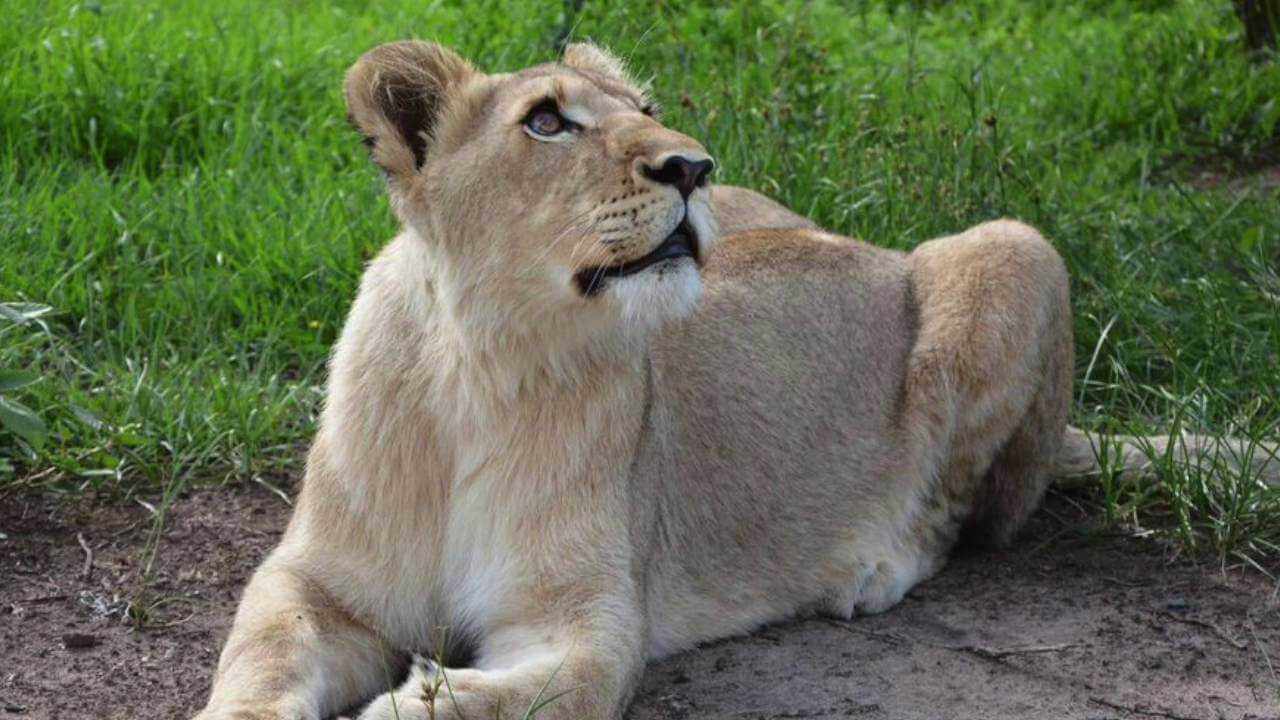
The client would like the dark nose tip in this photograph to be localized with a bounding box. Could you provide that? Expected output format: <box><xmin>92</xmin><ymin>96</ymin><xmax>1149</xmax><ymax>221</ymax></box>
<box><xmin>643</xmin><ymin>156</ymin><xmax>714</xmax><ymax>200</ymax></box>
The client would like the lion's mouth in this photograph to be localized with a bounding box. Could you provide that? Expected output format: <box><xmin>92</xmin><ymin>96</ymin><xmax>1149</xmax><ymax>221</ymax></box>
<box><xmin>574</xmin><ymin>219</ymin><xmax>700</xmax><ymax>297</ymax></box>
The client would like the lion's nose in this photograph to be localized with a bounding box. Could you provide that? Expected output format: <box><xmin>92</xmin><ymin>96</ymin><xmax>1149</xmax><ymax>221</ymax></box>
<box><xmin>642</xmin><ymin>155</ymin><xmax>714</xmax><ymax>200</ymax></box>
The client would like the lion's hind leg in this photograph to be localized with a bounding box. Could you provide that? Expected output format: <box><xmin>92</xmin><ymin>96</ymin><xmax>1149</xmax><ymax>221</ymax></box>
<box><xmin>904</xmin><ymin>219</ymin><xmax>1074</xmax><ymax>552</ymax></box>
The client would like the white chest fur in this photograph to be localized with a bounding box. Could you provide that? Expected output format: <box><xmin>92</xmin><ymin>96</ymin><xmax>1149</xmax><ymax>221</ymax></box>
<box><xmin>298</xmin><ymin>238</ymin><xmax>647</xmax><ymax>658</ymax></box>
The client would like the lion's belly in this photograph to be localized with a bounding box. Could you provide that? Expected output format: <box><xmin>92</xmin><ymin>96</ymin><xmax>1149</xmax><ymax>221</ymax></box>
<box><xmin>636</xmin><ymin>230</ymin><xmax>931</xmax><ymax>656</ymax></box>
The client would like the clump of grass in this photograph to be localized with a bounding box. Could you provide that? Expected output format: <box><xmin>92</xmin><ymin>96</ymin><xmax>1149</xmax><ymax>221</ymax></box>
<box><xmin>1084</xmin><ymin>381</ymin><xmax>1280</xmax><ymax>571</ymax></box>
<box><xmin>0</xmin><ymin>304</ymin><xmax>54</xmax><ymax>467</ymax></box>
<box><xmin>3</xmin><ymin>0</ymin><xmax>1277</xmax><ymax>563</ymax></box>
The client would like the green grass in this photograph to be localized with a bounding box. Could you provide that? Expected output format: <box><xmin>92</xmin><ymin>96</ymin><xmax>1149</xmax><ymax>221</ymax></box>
<box><xmin>2</xmin><ymin>0</ymin><xmax>1278</xmax><ymax>566</ymax></box>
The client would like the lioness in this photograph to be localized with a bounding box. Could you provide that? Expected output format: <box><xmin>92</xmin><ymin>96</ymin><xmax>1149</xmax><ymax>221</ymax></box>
<box><xmin>196</xmin><ymin>42</ymin><xmax>1276</xmax><ymax>720</ymax></box>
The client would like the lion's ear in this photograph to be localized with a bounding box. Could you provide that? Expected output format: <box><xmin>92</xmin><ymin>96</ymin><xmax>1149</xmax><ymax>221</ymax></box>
<box><xmin>344</xmin><ymin>41</ymin><xmax>475</xmax><ymax>179</ymax></box>
<box><xmin>562</xmin><ymin>42</ymin><xmax>635</xmax><ymax>85</ymax></box>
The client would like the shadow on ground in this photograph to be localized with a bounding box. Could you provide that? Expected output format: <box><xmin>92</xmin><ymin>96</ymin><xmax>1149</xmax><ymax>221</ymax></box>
<box><xmin>2</xmin><ymin>486</ymin><xmax>1277</xmax><ymax>719</ymax></box>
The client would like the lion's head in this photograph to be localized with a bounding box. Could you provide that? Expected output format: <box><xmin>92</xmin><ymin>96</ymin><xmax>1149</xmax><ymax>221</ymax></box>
<box><xmin>344</xmin><ymin>41</ymin><xmax>717</xmax><ymax>350</ymax></box>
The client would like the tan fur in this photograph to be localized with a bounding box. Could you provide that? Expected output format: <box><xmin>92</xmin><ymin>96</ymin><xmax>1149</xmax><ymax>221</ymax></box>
<box><xmin>709</xmin><ymin>185</ymin><xmax>817</xmax><ymax>235</ymax></box>
<box><xmin>195</xmin><ymin>43</ymin><xmax>1277</xmax><ymax>720</ymax></box>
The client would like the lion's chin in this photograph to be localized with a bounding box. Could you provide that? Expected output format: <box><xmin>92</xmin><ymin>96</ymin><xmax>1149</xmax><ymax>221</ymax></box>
<box><xmin>609</xmin><ymin>258</ymin><xmax>704</xmax><ymax>333</ymax></box>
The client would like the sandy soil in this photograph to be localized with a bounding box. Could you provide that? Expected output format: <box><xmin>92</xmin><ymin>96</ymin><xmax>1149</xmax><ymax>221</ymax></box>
<box><xmin>2</xmin><ymin>485</ymin><xmax>1278</xmax><ymax>720</ymax></box>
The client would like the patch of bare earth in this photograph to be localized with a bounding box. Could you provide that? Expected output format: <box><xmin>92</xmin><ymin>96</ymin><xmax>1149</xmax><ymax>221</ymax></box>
<box><xmin>1188</xmin><ymin>164</ymin><xmax>1280</xmax><ymax>193</ymax></box>
<box><xmin>2</xmin><ymin>487</ymin><xmax>1278</xmax><ymax>720</ymax></box>
<box><xmin>1182</xmin><ymin>139</ymin><xmax>1280</xmax><ymax>194</ymax></box>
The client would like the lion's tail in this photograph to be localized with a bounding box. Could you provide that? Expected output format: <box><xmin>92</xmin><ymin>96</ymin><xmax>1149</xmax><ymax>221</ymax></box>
<box><xmin>1053</xmin><ymin>425</ymin><xmax>1280</xmax><ymax>489</ymax></box>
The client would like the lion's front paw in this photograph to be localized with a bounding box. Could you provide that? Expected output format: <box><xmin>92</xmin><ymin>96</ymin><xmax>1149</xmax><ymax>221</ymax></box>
<box><xmin>358</xmin><ymin>686</ymin><xmax>480</xmax><ymax>720</ymax></box>
<box><xmin>192</xmin><ymin>706</ymin><xmax>291</xmax><ymax>720</ymax></box>
<box><xmin>357</xmin><ymin>691</ymin><xmax>431</xmax><ymax>720</ymax></box>
<box><xmin>358</xmin><ymin>658</ymin><xmax>456</xmax><ymax>720</ymax></box>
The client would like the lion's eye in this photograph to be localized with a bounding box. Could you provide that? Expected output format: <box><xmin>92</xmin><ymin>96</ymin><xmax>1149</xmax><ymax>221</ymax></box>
<box><xmin>527</xmin><ymin>108</ymin><xmax>566</xmax><ymax>136</ymax></box>
<box><xmin>523</xmin><ymin>101</ymin><xmax>578</xmax><ymax>139</ymax></box>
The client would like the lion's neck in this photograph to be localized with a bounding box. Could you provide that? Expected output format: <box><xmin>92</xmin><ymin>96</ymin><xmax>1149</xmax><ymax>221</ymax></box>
<box><xmin>315</xmin><ymin>230</ymin><xmax>649</xmax><ymax>541</ymax></box>
<box><xmin>405</xmin><ymin>230</ymin><xmax>650</xmax><ymax>403</ymax></box>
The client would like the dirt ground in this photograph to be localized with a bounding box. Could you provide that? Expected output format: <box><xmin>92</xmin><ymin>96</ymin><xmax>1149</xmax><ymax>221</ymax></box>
<box><xmin>2</xmin><ymin>485</ymin><xmax>1278</xmax><ymax>720</ymax></box>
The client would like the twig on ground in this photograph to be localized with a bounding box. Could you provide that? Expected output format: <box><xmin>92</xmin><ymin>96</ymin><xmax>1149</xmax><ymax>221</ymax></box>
<box><xmin>1157</xmin><ymin>611</ymin><xmax>1247</xmax><ymax>650</ymax></box>
<box><xmin>1036</xmin><ymin>503</ymin><xmax>1073</xmax><ymax>528</ymax></box>
<box><xmin>21</xmin><ymin>594</ymin><xmax>68</xmax><ymax>604</ymax></box>
<box><xmin>821</xmin><ymin>619</ymin><xmax>909</xmax><ymax>646</ymax></box>
<box><xmin>1102</xmin><ymin>575</ymin><xmax>1147</xmax><ymax>588</ymax></box>
<box><xmin>1246</xmin><ymin>617</ymin><xmax>1277</xmax><ymax>686</ymax></box>
<box><xmin>76</xmin><ymin>532</ymin><xmax>94</xmax><ymax>581</ymax></box>
<box><xmin>1046</xmin><ymin>487</ymin><xmax>1093</xmax><ymax>519</ymax></box>
<box><xmin>109</xmin><ymin>521</ymin><xmax>140</xmax><ymax>539</ymax></box>
<box><xmin>1088</xmin><ymin>696</ymin><xmax>1206</xmax><ymax>720</ymax></box>
<box><xmin>252</xmin><ymin>475</ymin><xmax>292</xmax><ymax>506</ymax></box>
<box><xmin>235</xmin><ymin>524</ymin><xmax>281</xmax><ymax>539</ymax></box>
<box><xmin>945</xmin><ymin>642</ymin><xmax>1075</xmax><ymax>662</ymax></box>
<box><xmin>1202</xmin><ymin>694</ymin><xmax>1244</xmax><ymax>709</ymax></box>
<box><xmin>1021</xmin><ymin>526</ymin><xmax>1077</xmax><ymax>558</ymax></box>
<box><xmin>824</xmin><ymin>620</ymin><xmax>1076</xmax><ymax>661</ymax></box>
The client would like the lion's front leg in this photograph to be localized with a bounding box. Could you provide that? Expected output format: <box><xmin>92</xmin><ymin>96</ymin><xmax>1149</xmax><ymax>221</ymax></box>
<box><xmin>358</xmin><ymin>607</ymin><xmax>644</xmax><ymax>720</ymax></box>
<box><xmin>195</xmin><ymin>556</ymin><xmax>400</xmax><ymax>720</ymax></box>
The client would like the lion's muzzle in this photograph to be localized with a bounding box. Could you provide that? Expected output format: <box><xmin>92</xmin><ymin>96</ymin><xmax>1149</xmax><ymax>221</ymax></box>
<box><xmin>574</xmin><ymin>217</ymin><xmax>699</xmax><ymax>297</ymax></box>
